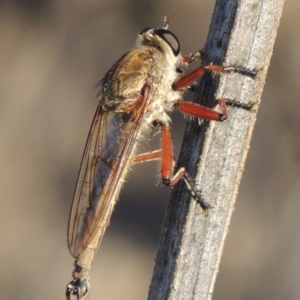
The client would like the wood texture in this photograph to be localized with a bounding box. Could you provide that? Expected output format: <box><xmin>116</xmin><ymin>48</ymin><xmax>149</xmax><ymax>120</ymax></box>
<box><xmin>148</xmin><ymin>0</ymin><xmax>285</xmax><ymax>299</ymax></box>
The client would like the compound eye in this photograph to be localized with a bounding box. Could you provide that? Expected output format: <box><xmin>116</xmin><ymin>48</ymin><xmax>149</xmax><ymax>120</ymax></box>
<box><xmin>154</xmin><ymin>29</ymin><xmax>180</xmax><ymax>56</ymax></box>
<box><xmin>139</xmin><ymin>27</ymin><xmax>153</xmax><ymax>35</ymax></box>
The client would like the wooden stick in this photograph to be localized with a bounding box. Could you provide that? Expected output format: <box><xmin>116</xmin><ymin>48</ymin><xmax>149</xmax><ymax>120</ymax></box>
<box><xmin>148</xmin><ymin>0</ymin><xmax>286</xmax><ymax>299</ymax></box>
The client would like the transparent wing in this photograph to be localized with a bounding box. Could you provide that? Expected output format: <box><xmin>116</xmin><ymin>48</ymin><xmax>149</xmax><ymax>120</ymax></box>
<box><xmin>68</xmin><ymin>94</ymin><xmax>150</xmax><ymax>258</ymax></box>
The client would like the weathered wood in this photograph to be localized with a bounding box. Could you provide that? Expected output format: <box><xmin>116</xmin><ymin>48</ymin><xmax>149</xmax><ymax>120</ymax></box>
<box><xmin>148</xmin><ymin>0</ymin><xmax>285</xmax><ymax>299</ymax></box>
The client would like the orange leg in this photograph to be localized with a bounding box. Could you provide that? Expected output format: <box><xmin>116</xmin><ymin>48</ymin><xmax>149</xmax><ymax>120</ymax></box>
<box><xmin>173</xmin><ymin>64</ymin><xmax>257</xmax><ymax>92</ymax></box>
<box><xmin>132</xmin><ymin>126</ymin><xmax>184</xmax><ymax>187</ymax></box>
<box><xmin>132</xmin><ymin>150</ymin><xmax>162</xmax><ymax>164</ymax></box>
<box><xmin>176</xmin><ymin>97</ymin><xmax>255</xmax><ymax>121</ymax></box>
<box><xmin>160</xmin><ymin>124</ymin><xmax>186</xmax><ymax>187</ymax></box>
<box><xmin>160</xmin><ymin>123</ymin><xmax>211</xmax><ymax>211</ymax></box>
<box><xmin>130</xmin><ymin>126</ymin><xmax>184</xmax><ymax>187</ymax></box>
<box><xmin>176</xmin><ymin>99</ymin><xmax>230</xmax><ymax>121</ymax></box>
<box><xmin>131</xmin><ymin>126</ymin><xmax>189</xmax><ymax>187</ymax></box>
<box><xmin>131</xmin><ymin>125</ymin><xmax>212</xmax><ymax>211</ymax></box>
<box><xmin>173</xmin><ymin>63</ymin><xmax>257</xmax><ymax>120</ymax></box>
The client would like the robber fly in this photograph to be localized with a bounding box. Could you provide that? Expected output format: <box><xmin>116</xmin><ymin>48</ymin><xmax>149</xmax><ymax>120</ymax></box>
<box><xmin>66</xmin><ymin>18</ymin><xmax>256</xmax><ymax>299</ymax></box>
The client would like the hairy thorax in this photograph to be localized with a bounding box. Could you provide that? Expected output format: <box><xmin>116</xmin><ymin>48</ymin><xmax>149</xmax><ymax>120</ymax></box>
<box><xmin>100</xmin><ymin>47</ymin><xmax>185</xmax><ymax>126</ymax></box>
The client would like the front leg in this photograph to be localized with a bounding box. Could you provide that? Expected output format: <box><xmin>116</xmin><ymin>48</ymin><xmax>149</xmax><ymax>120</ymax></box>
<box><xmin>173</xmin><ymin>64</ymin><xmax>257</xmax><ymax>92</ymax></box>
<box><xmin>182</xmin><ymin>50</ymin><xmax>202</xmax><ymax>64</ymax></box>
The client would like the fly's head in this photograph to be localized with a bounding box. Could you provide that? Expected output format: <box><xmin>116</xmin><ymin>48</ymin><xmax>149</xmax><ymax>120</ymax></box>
<box><xmin>137</xmin><ymin>27</ymin><xmax>182</xmax><ymax>67</ymax></box>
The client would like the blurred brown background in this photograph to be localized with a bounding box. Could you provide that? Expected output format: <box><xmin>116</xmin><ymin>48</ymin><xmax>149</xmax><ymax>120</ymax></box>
<box><xmin>0</xmin><ymin>0</ymin><xmax>299</xmax><ymax>299</ymax></box>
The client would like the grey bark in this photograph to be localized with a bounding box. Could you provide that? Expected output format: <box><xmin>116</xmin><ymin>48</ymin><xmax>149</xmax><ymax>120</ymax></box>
<box><xmin>148</xmin><ymin>0</ymin><xmax>285</xmax><ymax>299</ymax></box>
